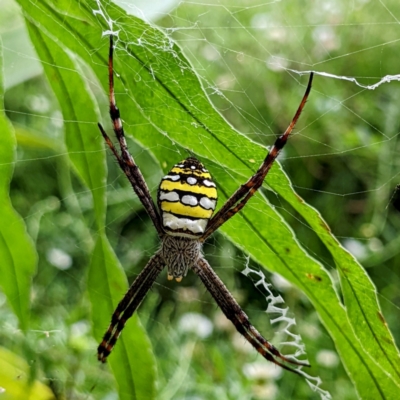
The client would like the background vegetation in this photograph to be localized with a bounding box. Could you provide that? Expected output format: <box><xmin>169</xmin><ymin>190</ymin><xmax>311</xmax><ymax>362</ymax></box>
<box><xmin>0</xmin><ymin>0</ymin><xmax>400</xmax><ymax>399</ymax></box>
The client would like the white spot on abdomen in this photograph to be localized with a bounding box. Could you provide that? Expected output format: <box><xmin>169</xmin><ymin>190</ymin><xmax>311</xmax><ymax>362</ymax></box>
<box><xmin>200</xmin><ymin>197</ymin><xmax>216</xmax><ymax>210</ymax></box>
<box><xmin>163</xmin><ymin>212</ymin><xmax>207</xmax><ymax>235</ymax></box>
<box><xmin>203</xmin><ymin>179</ymin><xmax>216</xmax><ymax>187</ymax></box>
<box><xmin>187</xmin><ymin>177</ymin><xmax>197</xmax><ymax>185</ymax></box>
<box><xmin>182</xmin><ymin>195</ymin><xmax>198</xmax><ymax>206</ymax></box>
<box><xmin>160</xmin><ymin>191</ymin><xmax>180</xmax><ymax>202</ymax></box>
<box><xmin>164</xmin><ymin>174</ymin><xmax>180</xmax><ymax>181</ymax></box>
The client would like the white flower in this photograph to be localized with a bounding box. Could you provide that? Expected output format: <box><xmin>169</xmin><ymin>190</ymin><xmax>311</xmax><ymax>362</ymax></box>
<box><xmin>243</xmin><ymin>361</ymin><xmax>283</xmax><ymax>380</ymax></box>
<box><xmin>316</xmin><ymin>350</ymin><xmax>340</xmax><ymax>368</ymax></box>
<box><xmin>178</xmin><ymin>312</ymin><xmax>213</xmax><ymax>339</ymax></box>
<box><xmin>46</xmin><ymin>248</ymin><xmax>72</xmax><ymax>270</ymax></box>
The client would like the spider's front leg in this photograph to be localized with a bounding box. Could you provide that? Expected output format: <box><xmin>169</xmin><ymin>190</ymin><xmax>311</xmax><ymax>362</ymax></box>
<box><xmin>99</xmin><ymin>34</ymin><xmax>164</xmax><ymax>237</ymax></box>
<box><xmin>202</xmin><ymin>73</ymin><xmax>313</xmax><ymax>241</ymax></box>
<box><xmin>192</xmin><ymin>257</ymin><xmax>309</xmax><ymax>375</ymax></box>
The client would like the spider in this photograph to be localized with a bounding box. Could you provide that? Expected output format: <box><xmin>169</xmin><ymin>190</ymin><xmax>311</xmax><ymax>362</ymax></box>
<box><xmin>97</xmin><ymin>34</ymin><xmax>313</xmax><ymax>375</ymax></box>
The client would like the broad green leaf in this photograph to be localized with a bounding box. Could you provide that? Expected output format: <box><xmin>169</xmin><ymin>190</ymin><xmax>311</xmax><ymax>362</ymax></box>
<box><xmin>25</xmin><ymin>20</ymin><xmax>106</xmax><ymax>227</ymax></box>
<box><xmin>14</xmin><ymin>123</ymin><xmax>61</xmax><ymax>151</ymax></box>
<box><xmin>21</xmin><ymin>16</ymin><xmax>157</xmax><ymax>399</ymax></box>
<box><xmin>16</xmin><ymin>0</ymin><xmax>400</xmax><ymax>398</ymax></box>
<box><xmin>278</xmin><ymin>175</ymin><xmax>400</xmax><ymax>381</ymax></box>
<box><xmin>0</xmin><ymin>347</ymin><xmax>54</xmax><ymax>400</ymax></box>
<box><xmin>0</xmin><ymin>0</ymin><xmax>42</xmax><ymax>89</ymax></box>
<box><xmin>0</xmin><ymin>33</ymin><xmax>36</xmax><ymax>332</ymax></box>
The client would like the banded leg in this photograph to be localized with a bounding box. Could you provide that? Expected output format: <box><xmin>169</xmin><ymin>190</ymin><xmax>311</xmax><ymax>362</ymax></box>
<box><xmin>98</xmin><ymin>253</ymin><xmax>165</xmax><ymax>362</ymax></box>
<box><xmin>192</xmin><ymin>258</ymin><xmax>309</xmax><ymax>374</ymax></box>
<box><xmin>99</xmin><ymin>34</ymin><xmax>164</xmax><ymax>237</ymax></box>
<box><xmin>202</xmin><ymin>73</ymin><xmax>313</xmax><ymax>241</ymax></box>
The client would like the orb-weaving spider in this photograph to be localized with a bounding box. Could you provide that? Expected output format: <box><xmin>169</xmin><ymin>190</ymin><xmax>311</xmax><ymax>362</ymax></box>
<box><xmin>97</xmin><ymin>34</ymin><xmax>313</xmax><ymax>374</ymax></box>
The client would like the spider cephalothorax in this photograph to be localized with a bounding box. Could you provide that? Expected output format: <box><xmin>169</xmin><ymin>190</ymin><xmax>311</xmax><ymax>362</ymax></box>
<box><xmin>161</xmin><ymin>235</ymin><xmax>202</xmax><ymax>281</ymax></box>
<box><xmin>97</xmin><ymin>34</ymin><xmax>313</xmax><ymax>374</ymax></box>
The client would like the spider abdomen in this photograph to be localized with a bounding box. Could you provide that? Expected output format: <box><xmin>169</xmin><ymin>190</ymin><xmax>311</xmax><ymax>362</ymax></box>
<box><xmin>158</xmin><ymin>157</ymin><xmax>217</xmax><ymax>237</ymax></box>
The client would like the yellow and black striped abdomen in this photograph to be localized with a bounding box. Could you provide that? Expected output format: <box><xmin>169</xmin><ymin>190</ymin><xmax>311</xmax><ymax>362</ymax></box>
<box><xmin>158</xmin><ymin>157</ymin><xmax>217</xmax><ymax>237</ymax></box>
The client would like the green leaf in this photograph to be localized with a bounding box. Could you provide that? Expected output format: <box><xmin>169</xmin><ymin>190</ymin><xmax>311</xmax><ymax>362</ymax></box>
<box><xmin>0</xmin><ymin>33</ymin><xmax>36</xmax><ymax>332</ymax></box>
<box><xmin>279</xmin><ymin>175</ymin><xmax>400</xmax><ymax>382</ymax></box>
<box><xmin>24</xmin><ymin>20</ymin><xmax>106</xmax><ymax>227</ymax></box>
<box><xmin>0</xmin><ymin>0</ymin><xmax>42</xmax><ymax>90</ymax></box>
<box><xmin>0</xmin><ymin>346</ymin><xmax>55</xmax><ymax>400</ymax></box>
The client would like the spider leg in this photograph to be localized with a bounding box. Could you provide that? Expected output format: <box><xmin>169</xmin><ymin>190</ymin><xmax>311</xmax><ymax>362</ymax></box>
<box><xmin>98</xmin><ymin>253</ymin><xmax>165</xmax><ymax>362</ymax></box>
<box><xmin>99</xmin><ymin>34</ymin><xmax>164</xmax><ymax>237</ymax></box>
<box><xmin>98</xmin><ymin>123</ymin><xmax>162</xmax><ymax>232</ymax></box>
<box><xmin>201</xmin><ymin>73</ymin><xmax>313</xmax><ymax>241</ymax></box>
<box><xmin>192</xmin><ymin>258</ymin><xmax>310</xmax><ymax>375</ymax></box>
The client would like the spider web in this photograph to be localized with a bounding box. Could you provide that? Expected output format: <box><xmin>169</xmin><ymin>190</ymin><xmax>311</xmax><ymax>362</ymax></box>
<box><xmin>242</xmin><ymin>258</ymin><xmax>332</xmax><ymax>400</ymax></box>
<box><xmin>92</xmin><ymin>3</ymin><xmax>331</xmax><ymax>397</ymax></box>
<box><xmin>1</xmin><ymin>0</ymin><xmax>400</xmax><ymax>399</ymax></box>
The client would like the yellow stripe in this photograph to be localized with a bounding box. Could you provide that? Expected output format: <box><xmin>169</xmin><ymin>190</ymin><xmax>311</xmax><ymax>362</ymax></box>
<box><xmin>171</xmin><ymin>167</ymin><xmax>211</xmax><ymax>179</ymax></box>
<box><xmin>161</xmin><ymin>201</ymin><xmax>213</xmax><ymax>219</ymax></box>
<box><xmin>160</xmin><ymin>179</ymin><xmax>217</xmax><ymax>198</ymax></box>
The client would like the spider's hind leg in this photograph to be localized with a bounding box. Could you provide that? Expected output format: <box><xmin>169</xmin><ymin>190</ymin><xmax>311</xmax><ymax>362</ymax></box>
<box><xmin>97</xmin><ymin>253</ymin><xmax>165</xmax><ymax>362</ymax></box>
<box><xmin>192</xmin><ymin>257</ymin><xmax>309</xmax><ymax>374</ymax></box>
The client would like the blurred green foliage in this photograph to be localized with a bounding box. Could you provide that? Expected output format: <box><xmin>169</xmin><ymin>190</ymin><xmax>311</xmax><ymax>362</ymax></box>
<box><xmin>1</xmin><ymin>0</ymin><xmax>400</xmax><ymax>399</ymax></box>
